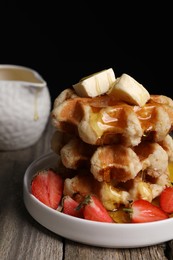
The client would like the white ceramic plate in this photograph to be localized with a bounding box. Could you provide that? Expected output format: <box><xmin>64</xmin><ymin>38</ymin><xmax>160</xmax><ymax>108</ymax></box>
<box><xmin>23</xmin><ymin>152</ymin><xmax>173</xmax><ymax>248</ymax></box>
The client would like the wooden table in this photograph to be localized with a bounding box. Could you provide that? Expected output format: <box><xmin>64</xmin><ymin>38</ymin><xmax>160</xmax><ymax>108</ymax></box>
<box><xmin>1</xmin><ymin>118</ymin><xmax>173</xmax><ymax>260</ymax></box>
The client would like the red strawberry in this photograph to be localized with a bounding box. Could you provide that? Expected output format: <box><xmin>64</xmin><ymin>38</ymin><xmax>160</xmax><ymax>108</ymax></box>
<box><xmin>62</xmin><ymin>195</ymin><xmax>83</xmax><ymax>218</ymax></box>
<box><xmin>31</xmin><ymin>169</ymin><xmax>63</xmax><ymax>209</ymax></box>
<box><xmin>125</xmin><ymin>199</ymin><xmax>168</xmax><ymax>223</ymax></box>
<box><xmin>159</xmin><ymin>186</ymin><xmax>173</xmax><ymax>213</ymax></box>
<box><xmin>82</xmin><ymin>195</ymin><xmax>113</xmax><ymax>223</ymax></box>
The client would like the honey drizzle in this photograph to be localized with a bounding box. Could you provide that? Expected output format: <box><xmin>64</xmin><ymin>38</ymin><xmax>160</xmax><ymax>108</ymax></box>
<box><xmin>95</xmin><ymin>76</ymin><xmax>101</xmax><ymax>96</ymax></box>
<box><xmin>107</xmin><ymin>71</ymin><xmax>114</xmax><ymax>89</ymax></box>
<box><xmin>34</xmin><ymin>88</ymin><xmax>39</xmax><ymax>121</ymax></box>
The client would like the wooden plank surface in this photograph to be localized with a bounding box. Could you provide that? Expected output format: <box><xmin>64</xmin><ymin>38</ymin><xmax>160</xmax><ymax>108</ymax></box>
<box><xmin>0</xmin><ymin>118</ymin><xmax>172</xmax><ymax>260</ymax></box>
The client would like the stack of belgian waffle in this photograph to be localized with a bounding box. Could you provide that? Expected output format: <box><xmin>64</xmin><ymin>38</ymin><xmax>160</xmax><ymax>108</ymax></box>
<box><xmin>51</xmin><ymin>68</ymin><xmax>173</xmax><ymax>212</ymax></box>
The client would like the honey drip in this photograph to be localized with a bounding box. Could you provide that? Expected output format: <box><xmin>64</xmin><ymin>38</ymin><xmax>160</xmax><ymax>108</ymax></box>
<box><xmin>34</xmin><ymin>88</ymin><xmax>39</xmax><ymax>121</ymax></box>
<box><xmin>107</xmin><ymin>71</ymin><xmax>114</xmax><ymax>88</ymax></box>
<box><xmin>95</xmin><ymin>76</ymin><xmax>101</xmax><ymax>95</ymax></box>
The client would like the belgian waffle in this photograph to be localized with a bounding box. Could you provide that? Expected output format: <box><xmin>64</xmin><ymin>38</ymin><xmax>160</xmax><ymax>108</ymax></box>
<box><xmin>51</xmin><ymin>83</ymin><xmax>173</xmax><ymax>212</ymax></box>
<box><xmin>51</xmin><ymin>88</ymin><xmax>173</xmax><ymax>147</ymax></box>
<box><xmin>52</xmin><ymin>131</ymin><xmax>172</xmax><ymax>182</ymax></box>
<box><xmin>63</xmin><ymin>166</ymin><xmax>170</xmax><ymax>211</ymax></box>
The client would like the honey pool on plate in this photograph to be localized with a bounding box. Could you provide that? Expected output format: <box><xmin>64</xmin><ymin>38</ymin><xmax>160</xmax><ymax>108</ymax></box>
<box><xmin>168</xmin><ymin>162</ymin><xmax>173</xmax><ymax>183</ymax></box>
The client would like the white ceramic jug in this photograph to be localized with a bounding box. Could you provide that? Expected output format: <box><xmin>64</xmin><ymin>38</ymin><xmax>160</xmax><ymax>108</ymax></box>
<box><xmin>0</xmin><ymin>64</ymin><xmax>51</xmax><ymax>150</ymax></box>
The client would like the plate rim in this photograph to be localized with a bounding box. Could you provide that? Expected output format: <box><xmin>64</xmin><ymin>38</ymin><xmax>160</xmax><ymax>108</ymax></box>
<box><xmin>23</xmin><ymin>151</ymin><xmax>173</xmax><ymax>248</ymax></box>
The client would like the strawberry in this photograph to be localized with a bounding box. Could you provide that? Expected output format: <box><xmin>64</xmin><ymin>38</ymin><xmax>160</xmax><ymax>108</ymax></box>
<box><xmin>31</xmin><ymin>169</ymin><xmax>63</xmax><ymax>209</ymax></box>
<box><xmin>124</xmin><ymin>199</ymin><xmax>168</xmax><ymax>223</ymax></box>
<box><xmin>159</xmin><ymin>186</ymin><xmax>173</xmax><ymax>213</ymax></box>
<box><xmin>81</xmin><ymin>195</ymin><xmax>113</xmax><ymax>223</ymax></box>
<box><xmin>62</xmin><ymin>195</ymin><xmax>83</xmax><ymax>218</ymax></box>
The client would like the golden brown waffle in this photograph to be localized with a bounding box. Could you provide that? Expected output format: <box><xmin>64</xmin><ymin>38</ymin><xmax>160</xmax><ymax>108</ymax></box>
<box><xmin>52</xmin><ymin>132</ymin><xmax>172</xmax><ymax>183</ymax></box>
<box><xmin>51</xmin><ymin>87</ymin><xmax>173</xmax><ymax>211</ymax></box>
<box><xmin>63</xmin><ymin>167</ymin><xmax>170</xmax><ymax>211</ymax></box>
<box><xmin>51</xmin><ymin>89</ymin><xmax>173</xmax><ymax>147</ymax></box>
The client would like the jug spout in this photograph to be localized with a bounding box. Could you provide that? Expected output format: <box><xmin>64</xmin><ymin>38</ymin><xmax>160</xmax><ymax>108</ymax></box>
<box><xmin>0</xmin><ymin>64</ymin><xmax>47</xmax><ymax>88</ymax></box>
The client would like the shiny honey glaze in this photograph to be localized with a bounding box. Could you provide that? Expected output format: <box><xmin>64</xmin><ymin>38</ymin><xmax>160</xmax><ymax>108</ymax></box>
<box><xmin>87</xmin><ymin>95</ymin><xmax>171</xmax><ymax>140</ymax></box>
<box><xmin>168</xmin><ymin>162</ymin><xmax>173</xmax><ymax>183</ymax></box>
<box><xmin>56</xmin><ymin>93</ymin><xmax>173</xmax><ymax>143</ymax></box>
<box><xmin>109</xmin><ymin>163</ymin><xmax>173</xmax><ymax>223</ymax></box>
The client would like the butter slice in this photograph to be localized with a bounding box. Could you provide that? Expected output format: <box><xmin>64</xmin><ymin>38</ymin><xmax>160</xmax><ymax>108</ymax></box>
<box><xmin>109</xmin><ymin>73</ymin><xmax>150</xmax><ymax>106</ymax></box>
<box><xmin>73</xmin><ymin>68</ymin><xmax>116</xmax><ymax>98</ymax></box>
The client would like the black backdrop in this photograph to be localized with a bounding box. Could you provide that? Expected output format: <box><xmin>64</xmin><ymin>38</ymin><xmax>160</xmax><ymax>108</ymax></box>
<box><xmin>1</xmin><ymin>2</ymin><xmax>173</xmax><ymax>106</ymax></box>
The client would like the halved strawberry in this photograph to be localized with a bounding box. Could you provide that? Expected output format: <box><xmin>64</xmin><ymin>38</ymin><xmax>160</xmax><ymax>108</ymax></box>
<box><xmin>159</xmin><ymin>186</ymin><xmax>173</xmax><ymax>213</ymax></box>
<box><xmin>31</xmin><ymin>169</ymin><xmax>63</xmax><ymax>209</ymax></box>
<box><xmin>81</xmin><ymin>195</ymin><xmax>113</xmax><ymax>223</ymax></box>
<box><xmin>124</xmin><ymin>199</ymin><xmax>168</xmax><ymax>223</ymax></box>
<box><xmin>62</xmin><ymin>195</ymin><xmax>83</xmax><ymax>218</ymax></box>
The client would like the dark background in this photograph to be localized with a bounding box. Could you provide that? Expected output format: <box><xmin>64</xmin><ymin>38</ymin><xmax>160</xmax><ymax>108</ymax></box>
<box><xmin>1</xmin><ymin>2</ymin><xmax>173</xmax><ymax>107</ymax></box>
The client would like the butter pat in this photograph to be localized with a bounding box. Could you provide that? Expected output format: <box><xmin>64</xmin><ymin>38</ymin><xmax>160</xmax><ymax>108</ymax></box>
<box><xmin>109</xmin><ymin>73</ymin><xmax>150</xmax><ymax>106</ymax></box>
<box><xmin>73</xmin><ymin>68</ymin><xmax>116</xmax><ymax>98</ymax></box>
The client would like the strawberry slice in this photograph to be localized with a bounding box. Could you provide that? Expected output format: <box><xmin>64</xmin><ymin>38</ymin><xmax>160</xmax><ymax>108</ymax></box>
<box><xmin>81</xmin><ymin>195</ymin><xmax>113</xmax><ymax>223</ymax></box>
<box><xmin>31</xmin><ymin>169</ymin><xmax>63</xmax><ymax>209</ymax></box>
<box><xmin>159</xmin><ymin>186</ymin><xmax>173</xmax><ymax>213</ymax></box>
<box><xmin>62</xmin><ymin>195</ymin><xmax>83</xmax><ymax>218</ymax></box>
<box><xmin>125</xmin><ymin>199</ymin><xmax>168</xmax><ymax>223</ymax></box>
